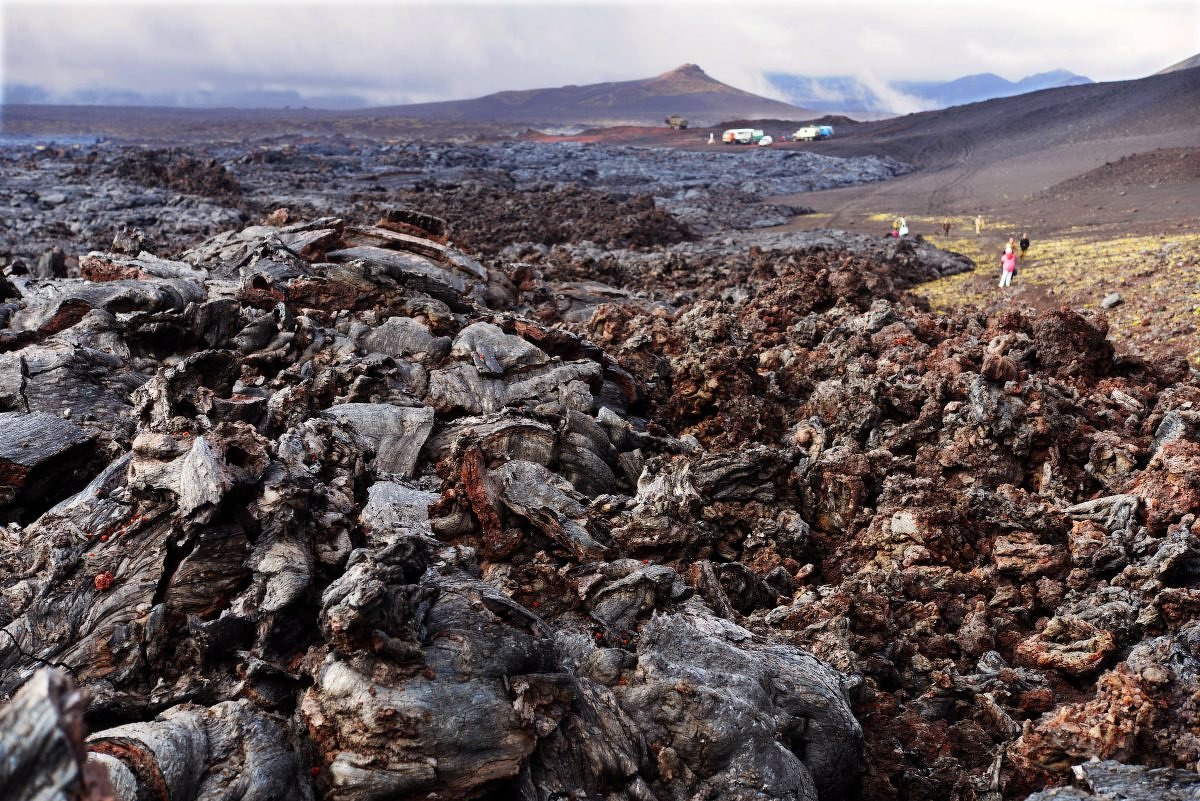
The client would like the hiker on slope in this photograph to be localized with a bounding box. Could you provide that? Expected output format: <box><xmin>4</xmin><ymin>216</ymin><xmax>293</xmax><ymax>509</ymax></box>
<box><xmin>999</xmin><ymin>245</ymin><xmax>1017</xmax><ymax>288</ymax></box>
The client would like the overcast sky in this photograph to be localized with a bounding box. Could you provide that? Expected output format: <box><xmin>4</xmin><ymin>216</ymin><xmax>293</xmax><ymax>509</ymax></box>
<box><xmin>2</xmin><ymin>0</ymin><xmax>1198</xmax><ymax>107</ymax></box>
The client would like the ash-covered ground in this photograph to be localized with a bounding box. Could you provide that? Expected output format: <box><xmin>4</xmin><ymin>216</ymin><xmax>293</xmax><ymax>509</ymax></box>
<box><xmin>2</xmin><ymin>136</ymin><xmax>1199</xmax><ymax>801</ymax></box>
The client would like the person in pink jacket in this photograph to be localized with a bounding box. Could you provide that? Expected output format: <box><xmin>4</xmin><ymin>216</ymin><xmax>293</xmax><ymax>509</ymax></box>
<box><xmin>999</xmin><ymin>245</ymin><xmax>1017</xmax><ymax>287</ymax></box>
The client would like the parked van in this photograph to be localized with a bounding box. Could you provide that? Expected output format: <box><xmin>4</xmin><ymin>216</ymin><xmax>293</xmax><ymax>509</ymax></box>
<box><xmin>791</xmin><ymin>125</ymin><xmax>834</xmax><ymax>142</ymax></box>
<box><xmin>722</xmin><ymin>128</ymin><xmax>764</xmax><ymax>144</ymax></box>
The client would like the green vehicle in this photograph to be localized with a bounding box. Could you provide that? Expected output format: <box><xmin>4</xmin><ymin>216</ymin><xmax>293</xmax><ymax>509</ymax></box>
<box><xmin>721</xmin><ymin>128</ymin><xmax>765</xmax><ymax>144</ymax></box>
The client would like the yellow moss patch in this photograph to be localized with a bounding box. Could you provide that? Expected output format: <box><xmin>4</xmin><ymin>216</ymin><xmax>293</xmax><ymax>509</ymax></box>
<box><xmin>918</xmin><ymin>230</ymin><xmax>1200</xmax><ymax>366</ymax></box>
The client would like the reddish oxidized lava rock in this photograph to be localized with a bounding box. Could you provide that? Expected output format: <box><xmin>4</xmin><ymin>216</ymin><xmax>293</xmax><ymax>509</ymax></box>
<box><xmin>1014</xmin><ymin>616</ymin><xmax>1117</xmax><ymax>675</ymax></box>
<box><xmin>1129</xmin><ymin>439</ymin><xmax>1200</xmax><ymax>527</ymax></box>
<box><xmin>3</xmin><ymin>207</ymin><xmax>1200</xmax><ymax>801</ymax></box>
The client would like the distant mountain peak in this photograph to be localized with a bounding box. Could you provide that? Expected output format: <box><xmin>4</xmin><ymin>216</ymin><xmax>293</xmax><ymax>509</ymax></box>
<box><xmin>1024</xmin><ymin>69</ymin><xmax>1075</xmax><ymax>80</ymax></box>
<box><xmin>646</xmin><ymin>63</ymin><xmax>746</xmax><ymax>97</ymax></box>
<box><xmin>659</xmin><ymin>64</ymin><xmax>708</xmax><ymax>79</ymax></box>
<box><xmin>371</xmin><ymin>63</ymin><xmax>810</xmax><ymax>127</ymax></box>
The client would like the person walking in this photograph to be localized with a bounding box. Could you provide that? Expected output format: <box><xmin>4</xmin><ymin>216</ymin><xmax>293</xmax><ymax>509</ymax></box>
<box><xmin>940</xmin><ymin>217</ymin><xmax>952</xmax><ymax>235</ymax></box>
<box><xmin>1019</xmin><ymin>232</ymin><xmax>1030</xmax><ymax>260</ymax></box>
<box><xmin>975</xmin><ymin>214</ymin><xmax>985</xmax><ymax>236</ymax></box>
<box><xmin>999</xmin><ymin>245</ymin><xmax>1017</xmax><ymax>287</ymax></box>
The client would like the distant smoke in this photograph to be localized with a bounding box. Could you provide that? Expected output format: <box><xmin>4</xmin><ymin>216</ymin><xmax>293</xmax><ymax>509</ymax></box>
<box><xmin>803</xmin><ymin>80</ymin><xmax>854</xmax><ymax>105</ymax></box>
<box><xmin>762</xmin><ymin>70</ymin><xmax>935</xmax><ymax>116</ymax></box>
<box><xmin>853</xmin><ymin>69</ymin><xmax>932</xmax><ymax>115</ymax></box>
<box><xmin>718</xmin><ymin>70</ymin><xmax>792</xmax><ymax>104</ymax></box>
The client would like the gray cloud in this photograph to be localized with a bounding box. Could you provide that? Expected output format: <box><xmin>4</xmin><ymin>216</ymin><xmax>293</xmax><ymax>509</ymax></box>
<box><xmin>2</xmin><ymin>0</ymin><xmax>1196</xmax><ymax>108</ymax></box>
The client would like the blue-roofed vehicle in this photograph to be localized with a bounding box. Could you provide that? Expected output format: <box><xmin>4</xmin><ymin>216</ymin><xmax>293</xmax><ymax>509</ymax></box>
<box><xmin>792</xmin><ymin>125</ymin><xmax>835</xmax><ymax>141</ymax></box>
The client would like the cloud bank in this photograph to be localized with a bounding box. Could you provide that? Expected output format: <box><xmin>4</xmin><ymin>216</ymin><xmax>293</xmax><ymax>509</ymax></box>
<box><xmin>2</xmin><ymin>0</ymin><xmax>1196</xmax><ymax>108</ymax></box>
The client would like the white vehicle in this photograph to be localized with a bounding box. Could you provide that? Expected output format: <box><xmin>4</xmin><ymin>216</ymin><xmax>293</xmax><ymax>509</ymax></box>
<box><xmin>792</xmin><ymin>125</ymin><xmax>834</xmax><ymax>142</ymax></box>
<box><xmin>758</xmin><ymin>135</ymin><xmax>774</xmax><ymax>146</ymax></box>
<box><xmin>722</xmin><ymin>128</ymin><xmax>764</xmax><ymax>144</ymax></box>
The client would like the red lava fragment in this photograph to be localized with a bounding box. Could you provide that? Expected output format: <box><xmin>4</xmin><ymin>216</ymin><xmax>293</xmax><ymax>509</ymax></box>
<box><xmin>310</xmin><ymin>766</ymin><xmax>321</xmax><ymax>777</ymax></box>
<box><xmin>93</xmin><ymin>571</ymin><xmax>114</xmax><ymax>591</ymax></box>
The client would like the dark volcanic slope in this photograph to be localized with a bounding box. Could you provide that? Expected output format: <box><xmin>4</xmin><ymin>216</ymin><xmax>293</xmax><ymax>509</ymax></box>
<box><xmin>1156</xmin><ymin>52</ymin><xmax>1200</xmax><ymax>74</ymax></box>
<box><xmin>813</xmin><ymin>66</ymin><xmax>1200</xmax><ymax>167</ymax></box>
<box><xmin>1037</xmin><ymin>147</ymin><xmax>1200</xmax><ymax>198</ymax></box>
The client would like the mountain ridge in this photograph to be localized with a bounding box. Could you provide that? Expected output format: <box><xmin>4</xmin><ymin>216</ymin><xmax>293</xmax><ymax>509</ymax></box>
<box><xmin>369</xmin><ymin>64</ymin><xmax>814</xmax><ymax>127</ymax></box>
<box><xmin>767</xmin><ymin>69</ymin><xmax>1093</xmax><ymax>114</ymax></box>
<box><xmin>1157</xmin><ymin>52</ymin><xmax>1200</xmax><ymax>74</ymax></box>
<box><xmin>10</xmin><ymin>60</ymin><xmax>1195</xmax><ymax>120</ymax></box>
<box><xmin>0</xmin><ymin>65</ymin><xmax>817</xmax><ymax>127</ymax></box>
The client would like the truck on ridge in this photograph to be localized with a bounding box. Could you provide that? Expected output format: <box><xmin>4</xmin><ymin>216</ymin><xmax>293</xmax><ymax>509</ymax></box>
<box><xmin>665</xmin><ymin>115</ymin><xmax>689</xmax><ymax>130</ymax></box>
